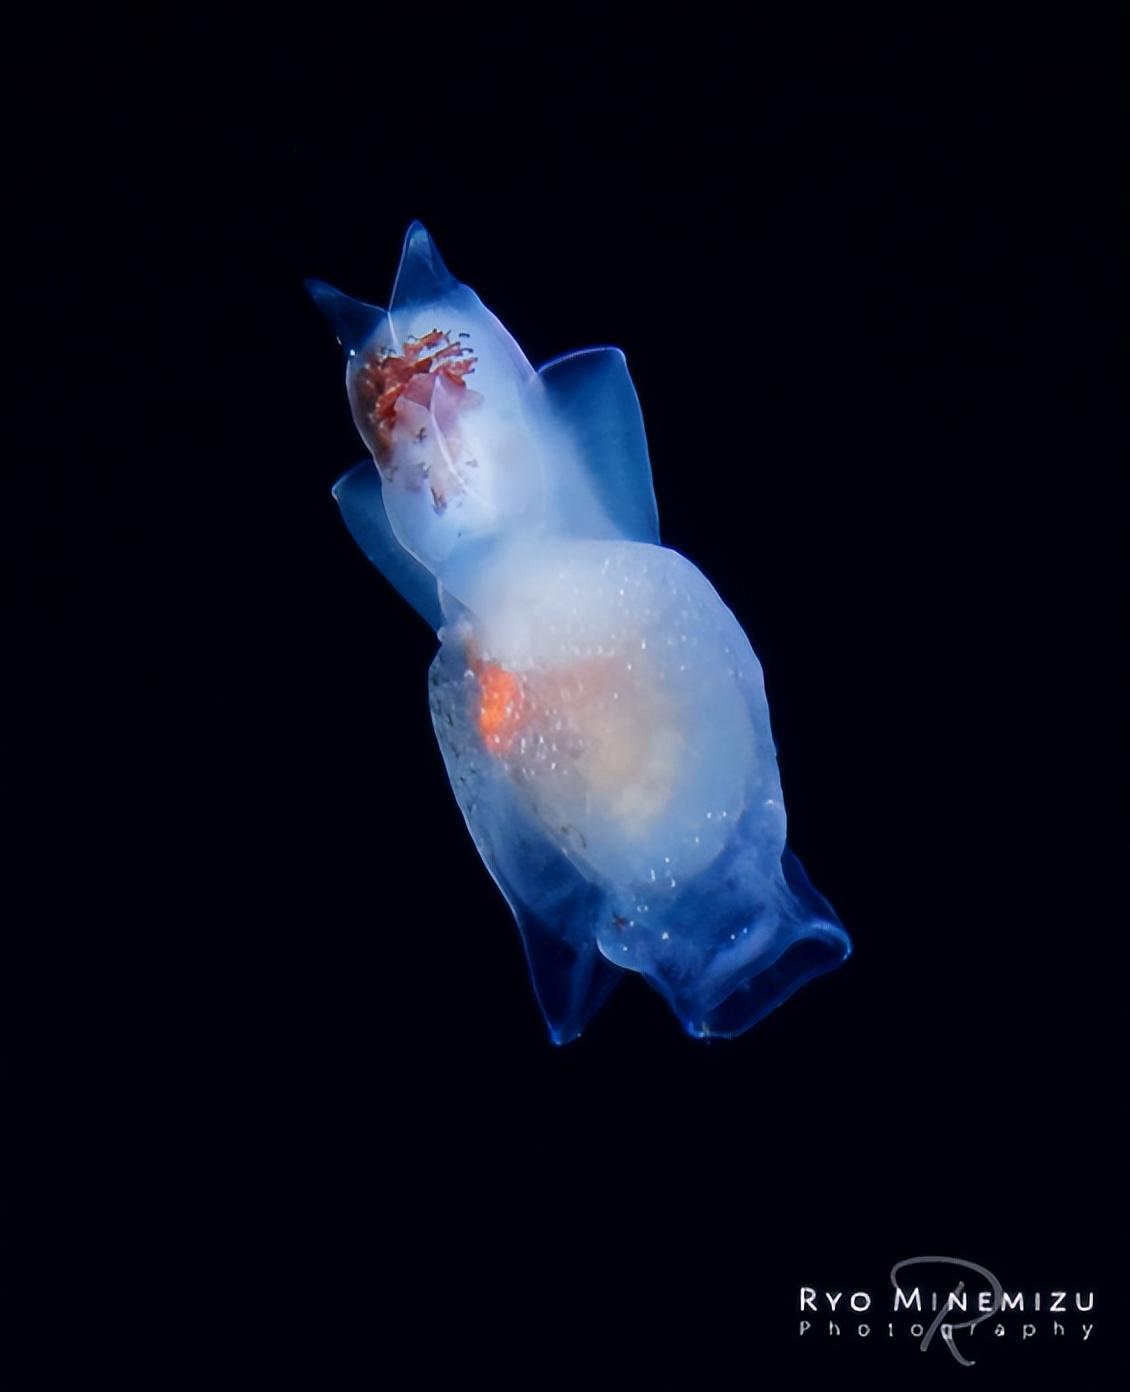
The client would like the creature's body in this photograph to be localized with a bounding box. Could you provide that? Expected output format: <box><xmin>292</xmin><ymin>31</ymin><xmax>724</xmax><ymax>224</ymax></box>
<box><xmin>310</xmin><ymin>223</ymin><xmax>850</xmax><ymax>1041</ymax></box>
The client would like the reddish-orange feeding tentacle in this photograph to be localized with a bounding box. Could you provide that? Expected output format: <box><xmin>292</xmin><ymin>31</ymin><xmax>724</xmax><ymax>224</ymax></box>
<box><xmin>353</xmin><ymin>330</ymin><xmax>477</xmax><ymax>461</ymax></box>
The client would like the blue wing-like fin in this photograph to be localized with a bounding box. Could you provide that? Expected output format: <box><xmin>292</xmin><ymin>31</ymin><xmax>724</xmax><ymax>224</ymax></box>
<box><xmin>538</xmin><ymin>347</ymin><xmax>661</xmax><ymax>544</ymax></box>
<box><xmin>332</xmin><ymin>461</ymin><xmax>443</xmax><ymax>631</ymax></box>
<box><xmin>511</xmin><ymin>897</ymin><xmax>623</xmax><ymax>1047</ymax></box>
<box><xmin>461</xmin><ymin>796</ymin><xmax>623</xmax><ymax>1045</ymax></box>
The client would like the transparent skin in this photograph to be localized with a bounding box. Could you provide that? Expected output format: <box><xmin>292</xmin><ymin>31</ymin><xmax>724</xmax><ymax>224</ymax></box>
<box><xmin>309</xmin><ymin>223</ymin><xmax>850</xmax><ymax>1042</ymax></box>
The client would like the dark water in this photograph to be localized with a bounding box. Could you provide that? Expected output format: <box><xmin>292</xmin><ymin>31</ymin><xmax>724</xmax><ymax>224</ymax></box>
<box><xmin>15</xmin><ymin>20</ymin><xmax>1122</xmax><ymax>1387</ymax></box>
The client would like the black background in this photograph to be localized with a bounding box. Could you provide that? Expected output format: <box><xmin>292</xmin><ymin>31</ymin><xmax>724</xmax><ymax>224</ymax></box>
<box><xmin>17</xmin><ymin>19</ymin><xmax>1122</xmax><ymax>1387</ymax></box>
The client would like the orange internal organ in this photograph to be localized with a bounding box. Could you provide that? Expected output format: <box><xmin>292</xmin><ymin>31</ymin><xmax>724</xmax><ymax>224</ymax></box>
<box><xmin>472</xmin><ymin>658</ymin><xmax>528</xmax><ymax>753</ymax></box>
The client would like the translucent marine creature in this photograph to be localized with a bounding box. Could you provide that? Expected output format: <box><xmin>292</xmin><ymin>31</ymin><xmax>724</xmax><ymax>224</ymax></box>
<box><xmin>309</xmin><ymin>223</ymin><xmax>851</xmax><ymax>1042</ymax></box>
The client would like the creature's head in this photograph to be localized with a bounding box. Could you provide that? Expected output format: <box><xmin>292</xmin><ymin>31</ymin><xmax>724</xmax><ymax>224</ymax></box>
<box><xmin>308</xmin><ymin>223</ymin><xmax>548</xmax><ymax>577</ymax></box>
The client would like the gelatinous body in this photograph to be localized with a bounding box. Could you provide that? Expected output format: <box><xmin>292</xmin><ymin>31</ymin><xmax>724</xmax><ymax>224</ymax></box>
<box><xmin>310</xmin><ymin>224</ymin><xmax>850</xmax><ymax>1041</ymax></box>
